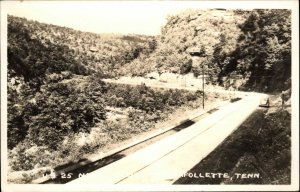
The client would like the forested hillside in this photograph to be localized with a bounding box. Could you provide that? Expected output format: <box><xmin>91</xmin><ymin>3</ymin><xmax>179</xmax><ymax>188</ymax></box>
<box><xmin>7</xmin><ymin>15</ymin><xmax>155</xmax><ymax>149</ymax></box>
<box><xmin>8</xmin><ymin>15</ymin><xmax>155</xmax><ymax>81</ymax></box>
<box><xmin>122</xmin><ymin>9</ymin><xmax>291</xmax><ymax>92</ymax></box>
<box><xmin>121</xmin><ymin>9</ymin><xmax>243</xmax><ymax>76</ymax></box>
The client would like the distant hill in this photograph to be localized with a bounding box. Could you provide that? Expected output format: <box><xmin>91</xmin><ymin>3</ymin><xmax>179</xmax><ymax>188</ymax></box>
<box><xmin>121</xmin><ymin>9</ymin><xmax>243</xmax><ymax>75</ymax></box>
<box><xmin>8</xmin><ymin>15</ymin><xmax>155</xmax><ymax>83</ymax></box>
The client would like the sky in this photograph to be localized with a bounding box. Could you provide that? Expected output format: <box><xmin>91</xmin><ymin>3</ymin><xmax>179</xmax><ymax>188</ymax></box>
<box><xmin>3</xmin><ymin>1</ymin><xmax>296</xmax><ymax>35</ymax></box>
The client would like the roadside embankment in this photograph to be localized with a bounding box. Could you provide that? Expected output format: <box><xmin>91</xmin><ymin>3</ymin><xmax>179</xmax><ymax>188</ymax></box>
<box><xmin>175</xmin><ymin>94</ymin><xmax>291</xmax><ymax>184</ymax></box>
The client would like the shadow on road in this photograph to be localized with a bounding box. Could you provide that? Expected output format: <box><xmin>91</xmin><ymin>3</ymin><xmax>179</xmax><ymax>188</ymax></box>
<box><xmin>173</xmin><ymin>120</ymin><xmax>195</xmax><ymax>132</ymax></box>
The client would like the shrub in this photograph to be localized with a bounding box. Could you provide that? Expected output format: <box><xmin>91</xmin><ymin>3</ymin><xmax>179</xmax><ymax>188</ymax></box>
<box><xmin>105</xmin><ymin>83</ymin><xmax>199</xmax><ymax>112</ymax></box>
<box><xmin>7</xmin><ymin>102</ymin><xmax>27</xmax><ymax>149</ymax></box>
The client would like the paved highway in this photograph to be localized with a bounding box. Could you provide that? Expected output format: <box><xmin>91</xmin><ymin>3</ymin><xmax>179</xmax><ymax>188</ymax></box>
<box><xmin>103</xmin><ymin>78</ymin><xmax>249</xmax><ymax>98</ymax></box>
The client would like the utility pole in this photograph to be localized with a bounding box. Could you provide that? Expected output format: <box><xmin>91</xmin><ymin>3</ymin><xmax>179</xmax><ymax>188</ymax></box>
<box><xmin>232</xmin><ymin>73</ymin><xmax>237</xmax><ymax>98</ymax></box>
<box><xmin>202</xmin><ymin>65</ymin><xmax>205</xmax><ymax>109</ymax></box>
<box><xmin>234</xmin><ymin>84</ymin><xmax>236</xmax><ymax>98</ymax></box>
<box><xmin>229</xmin><ymin>73</ymin><xmax>235</xmax><ymax>99</ymax></box>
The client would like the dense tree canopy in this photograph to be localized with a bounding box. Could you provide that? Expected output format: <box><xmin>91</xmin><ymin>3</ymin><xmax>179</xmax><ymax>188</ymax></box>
<box><xmin>120</xmin><ymin>9</ymin><xmax>291</xmax><ymax>92</ymax></box>
<box><xmin>228</xmin><ymin>9</ymin><xmax>291</xmax><ymax>91</ymax></box>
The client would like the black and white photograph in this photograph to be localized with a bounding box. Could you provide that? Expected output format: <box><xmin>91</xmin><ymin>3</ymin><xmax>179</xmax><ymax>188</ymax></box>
<box><xmin>1</xmin><ymin>0</ymin><xmax>299</xmax><ymax>191</ymax></box>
